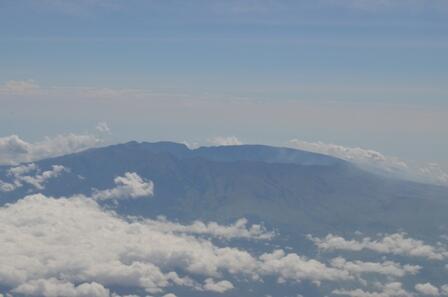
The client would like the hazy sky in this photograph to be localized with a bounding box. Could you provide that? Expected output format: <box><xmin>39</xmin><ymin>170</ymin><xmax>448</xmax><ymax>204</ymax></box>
<box><xmin>1</xmin><ymin>0</ymin><xmax>447</xmax><ymax>169</ymax></box>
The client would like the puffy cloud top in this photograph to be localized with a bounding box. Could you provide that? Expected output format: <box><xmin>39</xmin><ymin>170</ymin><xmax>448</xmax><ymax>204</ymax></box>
<box><xmin>415</xmin><ymin>283</ymin><xmax>440</xmax><ymax>296</ymax></box>
<box><xmin>92</xmin><ymin>172</ymin><xmax>154</xmax><ymax>200</ymax></box>
<box><xmin>0</xmin><ymin>134</ymin><xmax>101</xmax><ymax>166</ymax></box>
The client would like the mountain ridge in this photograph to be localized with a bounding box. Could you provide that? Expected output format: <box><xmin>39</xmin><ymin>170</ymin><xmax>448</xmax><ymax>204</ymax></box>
<box><xmin>1</xmin><ymin>141</ymin><xmax>447</xmax><ymax>239</ymax></box>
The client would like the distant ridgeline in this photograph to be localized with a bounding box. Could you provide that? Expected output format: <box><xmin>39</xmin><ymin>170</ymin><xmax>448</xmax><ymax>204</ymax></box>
<box><xmin>0</xmin><ymin>141</ymin><xmax>447</xmax><ymax>236</ymax></box>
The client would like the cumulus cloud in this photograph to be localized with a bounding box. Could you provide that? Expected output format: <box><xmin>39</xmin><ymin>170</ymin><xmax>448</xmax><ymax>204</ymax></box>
<box><xmin>415</xmin><ymin>283</ymin><xmax>440</xmax><ymax>296</ymax></box>
<box><xmin>0</xmin><ymin>133</ymin><xmax>102</xmax><ymax>166</ymax></box>
<box><xmin>2</xmin><ymin>172</ymin><xmax>440</xmax><ymax>296</ymax></box>
<box><xmin>288</xmin><ymin>139</ymin><xmax>448</xmax><ymax>186</ymax></box>
<box><xmin>12</xmin><ymin>278</ymin><xmax>110</xmax><ymax>297</ymax></box>
<box><xmin>308</xmin><ymin>233</ymin><xmax>447</xmax><ymax>260</ymax></box>
<box><xmin>91</xmin><ymin>172</ymin><xmax>154</xmax><ymax>200</ymax></box>
<box><xmin>144</xmin><ymin>217</ymin><xmax>275</xmax><ymax>240</ymax></box>
<box><xmin>208</xmin><ymin>136</ymin><xmax>242</xmax><ymax>146</ymax></box>
<box><xmin>0</xmin><ymin>194</ymin><xmax>255</xmax><ymax>295</ymax></box>
<box><xmin>202</xmin><ymin>278</ymin><xmax>234</xmax><ymax>293</ymax></box>
<box><xmin>333</xmin><ymin>282</ymin><xmax>413</xmax><ymax>297</ymax></box>
<box><xmin>330</xmin><ymin>257</ymin><xmax>420</xmax><ymax>278</ymax></box>
<box><xmin>258</xmin><ymin>249</ymin><xmax>352</xmax><ymax>284</ymax></box>
<box><xmin>0</xmin><ymin>187</ymin><xmax>369</xmax><ymax>296</ymax></box>
<box><xmin>0</xmin><ymin>163</ymin><xmax>67</xmax><ymax>192</ymax></box>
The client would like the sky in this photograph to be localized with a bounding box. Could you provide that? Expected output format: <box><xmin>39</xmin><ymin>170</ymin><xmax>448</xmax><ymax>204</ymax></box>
<box><xmin>0</xmin><ymin>0</ymin><xmax>447</xmax><ymax>171</ymax></box>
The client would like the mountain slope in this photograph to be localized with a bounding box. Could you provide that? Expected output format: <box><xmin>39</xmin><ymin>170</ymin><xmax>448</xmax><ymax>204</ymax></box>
<box><xmin>1</xmin><ymin>141</ymin><xmax>446</xmax><ymax>238</ymax></box>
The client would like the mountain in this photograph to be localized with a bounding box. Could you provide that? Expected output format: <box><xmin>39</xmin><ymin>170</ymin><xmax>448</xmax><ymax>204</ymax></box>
<box><xmin>1</xmin><ymin>141</ymin><xmax>446</xmax><ymax>237</ymax></box>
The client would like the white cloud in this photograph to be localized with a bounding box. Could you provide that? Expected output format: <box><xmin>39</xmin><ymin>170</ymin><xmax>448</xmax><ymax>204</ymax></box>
<box><xmin>95</xmin><ymin>122</ymin><xmax>111</xmax><ymax>134</ymax></box>
<box><xmin>288</xmin><ymin>139</ymin><xmax>448</xmax><ymax>186</ymax></box>
<box><xmin>0</xmin><ymin>80</ymin><xmax>40</xmax><ymax>95</ymax></box>
<box><xmin>415</xmin><ymin>283</ymin><xmax>440</xmax><ymax>296</ymax></box>
<box><xmin>259</xmin><ymin>249</ymin><xmax>352</xmax><ymax>284</ymax></box>
<box><xmin>92</xmin><ymin>172</ymin><xmax>154</xmax><ymax>201</ymax></box>
<box><xmin>418</xmin><ymin>163</ymin><xmax>448</xmax><ymax>186</ymax></box>
<box><xmin>7</xmin><ymin>163</ymin><xmax>38</xmax><ymax>176</ymax></box>
<box><xmin>0</xmin><ymin>180</ymin><xmax>16</xmax><ymax>192</ymax></box>
<box><xmin>0</xmin><ymin>163</ymin><xmax>67</xmax><ymax>192</ymax></box>
<box><xmin>330</xmin><ymin>257</ymin><xmax>420</xmax><ymax>278</ymax></box>
<box><xmin>0</xmin><ymin>193</ymin><xmax>256</xmax><ymax>295</ymax></box>
<box><xmin>441</xmin><ymin>285</ymin><xmax>448</xmax><ymax>295</ymax></box>
<box><xmin>2</xmin><ymin>172</ymin><xmax>440</xmax><ymax>296</ymax></box>
<box><xmin>208</xmin><ymin>136</ymin><xmax>242</xmax><ymax>146</ymax></box>
<box><xmin>202</xmin><ymin>278</ymin><xmax>234</xmax><ymax>293</ymax></box>
<box><xmin>0</xmin><ymin>134</ymin><xmax>102</xmax><ymax>166</ymax></box>
<box><xmin>333</xmin><ymin>282</ymin><xmax>413</xmax><ymax>297</ymax></box>
<box><xmin>144</xmin><ymin>217</ymin><xmax>275</xmax><ymax>240</ymax></box>
<box><xmin>181</xmin><ymin>140</ymin><xmax>200</xmax><ymax>150</ymax></box>
<box><xmin>12</xmin><ymin>164</ymin><xmax>67</xmax><ymax>190</ymax></box>
<box><xmin>0</xmin><ymin>185</ymin><xmax>367</xmax><ymax>296</ymax></box>
<box><xmin>288</xmin><ymin>139</ymin><xmax>406</xmax><ymax>169</ymax></box>
<box><xmin>12</xmin><ymin>278</ymin><xmax>110</xmax><ymax>297</ymax></box>
<box><xmin>308</xmin><ymin>233</ymin><xmax>447</xmax><ymax>260</ymax></box>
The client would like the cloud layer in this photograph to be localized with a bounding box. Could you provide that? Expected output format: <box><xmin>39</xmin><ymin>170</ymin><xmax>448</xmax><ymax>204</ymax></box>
<box><xmin>1</xmin><ymin>166</ymin><xmax>447</xmax><ymax>296</ymax></box>
<box><xmin>1</xmin><ymin>186</ymin><xmax>425</xmax><ymax>296</ymax></box>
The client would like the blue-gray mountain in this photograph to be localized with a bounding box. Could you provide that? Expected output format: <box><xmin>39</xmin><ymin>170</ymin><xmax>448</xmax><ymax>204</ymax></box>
<box><xmin>1</xmin><ymin>141</ymin><xmax>447</xmax><ymax>237</ymax></box>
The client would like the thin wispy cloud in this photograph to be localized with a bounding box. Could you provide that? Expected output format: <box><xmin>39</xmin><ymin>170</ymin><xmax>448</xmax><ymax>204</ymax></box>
<box><xmin>288</xmin><ymin>139</ymin><xmax>448</xmax><ymax>186</ymax></box>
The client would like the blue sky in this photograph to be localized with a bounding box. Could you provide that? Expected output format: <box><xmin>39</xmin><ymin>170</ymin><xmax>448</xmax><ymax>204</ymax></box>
<box><xmin>0</xmin><ymin>0</ymin><xmax>447</xmax><ymax>170</ymax></box>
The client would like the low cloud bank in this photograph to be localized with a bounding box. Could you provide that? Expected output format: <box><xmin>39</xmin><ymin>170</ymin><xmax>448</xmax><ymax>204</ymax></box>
<box><xmin>0</xmin><ymin>177</ymin><xmax>425</xmax><ymax>296</ymax></box>
<box><xmin>1</xmin><ymin>170</ymin><xmax>446</xmax><ymax>296</ymax></box>
<box><xmin>0</xmin><ymin>193</ymin><xmax>349</xmax><ymax>296</ymax></box>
